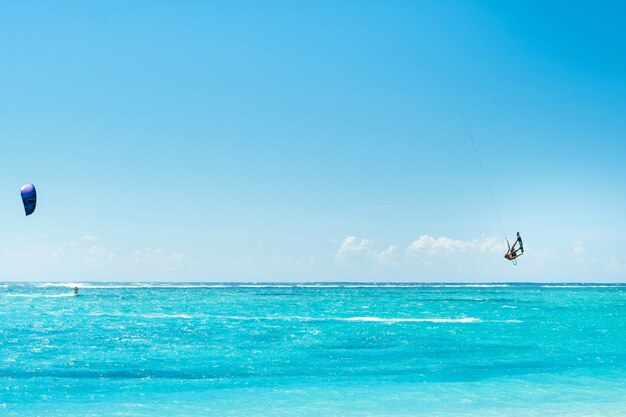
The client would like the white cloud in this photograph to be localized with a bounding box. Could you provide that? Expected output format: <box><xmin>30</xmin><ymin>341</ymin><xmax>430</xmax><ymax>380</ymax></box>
<box><xmin>409</xmin><ymin>235</ymin><xmax>470</xmax><ymax>254</ymax></box>
<box><xmin>380</xmin><ymin>244</ymin><xmax>398</xmax><ymax>258</ymax></box>
<box><xmin>335</xmin><ymin>236</ymin><xmax>400</xmax><ymax>267</ymax></box>
<box><xmin>408</xmin><ymin>235</ymin><xmax>504</xmax><ymax>256</ymax></box>
<box><xmin>336</xmin><ymin>236</ymin><xmax>373</xmax><ymax>260</ymax></box>
<box><xmin>335</xmin><ymin>235</ymin><xmax>505</xmax><ymax>267</ymax></box>
<box><xmin>478</xmin><ymin>237</ymin><xmax>504</xmax><ymax>253</ymax></box>
<box><xmin>377</xmin><ymin>244</ymin><xmax>400</xmax><ymax>265</ymax></box>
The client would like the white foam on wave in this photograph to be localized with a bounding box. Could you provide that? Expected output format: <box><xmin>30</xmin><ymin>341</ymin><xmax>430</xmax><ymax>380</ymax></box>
<box><xmin>35</xmin><ymin>283</ymin><xmax>300</xmax><ymax>289</ymax></box>
<box><xmin>539</xmin><ymin>285</ymin><xmax>617</xmax><ymax>288</ymax></box>
<box><xmin>30</xmin><ymin>282</ymin><xmax>516</xmax><ymax>289</ymax></box>
<box><xmin>237</xmin><ymin>284</ymin><xmax>294</xmax><ymax>288</ymax></box>
<box><xmin>86</xmin><ymin>312</ymin><xmax>195</xmax><ymax>319</ymax></box>
<box><xmin>84</xmin><ymin>284</ymin><xmax>231</xmax><ymax>289</ymax></box>
<box><xmin>236</xmin><ymin>284</ymin><xmax>416</xmax><ymax>288</ymax></box>
<box><xmin>23</xmin><ymin>282</ymin><xmax>626</xmax><ymax>290</ymax></box>
<box><xmin>87</xmin><ymin>312</ymin><xmax>125</xmax><ymax>317</ymax></box>
<box><xmin>5</xmin><ymin>293</ymin><xmax>76</xmax><ymax>298</ymax></box>
<box><xmin>214</xmin><ymin>315</ymin><xmax>481</xmax><ymax>324</ymax></box>
<box><xmin>141</xmin><ymin>313</ymin><xmax>194</xmax><ymax>319</ymax></box>
<box><xmin>37</xmin><ymin>283</ymin><xmax>86</xmax><ymax>288</ymax></box>
<box><xmin>36</xmin><ymin>283</ymin><xmax>231</xmax><ymax>289</ymax></box>
<box><xmin>81</xmin><ymin>312</ymin><xmax>484</xmax><ymax>324</ymax></box>
<box><xmin>37</xmin><ymin>282</ymin><xmax>155</xmax><ymax>289</ymax></box>
<box><xmin>339</xmin><ymin>284</ymin><xmax>420</xmax><ymax>288</ymax></box>
<box><xmin>83</xmin><ymin>285</ymin><xmax>151</xmax><ymax>289</ymax></box>
<box><xmin>154</xmin><ymin>285</ymin><xmax>229</xmax><ymax>288</ymax></box>
<box><xmin>430</xmin><ymin>284</ymin><xmax>510</xmax><ymax>288</ymax></box>
<box><xmin>37</xmin><ymin>283</ymin><xmax>356</xmax><ymax>289</ymax></box>
<box><xmin>339</xmin><ymin>316</ymin><xmax>481</xmax><ymax>323</ymax></box>
<box><xmin>298</xmin><ymin>284</ymin><xmax>342</xmax><ymax>288</ymax></box>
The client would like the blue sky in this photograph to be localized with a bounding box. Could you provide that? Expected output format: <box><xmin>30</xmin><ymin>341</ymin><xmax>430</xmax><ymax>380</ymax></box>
<box><xmin>1</xmin><ymin>1</ymin><xmax>625</xmax><ymax>282</ymax></box>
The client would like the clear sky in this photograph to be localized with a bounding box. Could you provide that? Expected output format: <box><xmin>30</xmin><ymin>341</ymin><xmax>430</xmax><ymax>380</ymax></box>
<box><xmin>1</xmin><ymin>1</ymin><xmax>625</xmax><ymax>282</ymax></box>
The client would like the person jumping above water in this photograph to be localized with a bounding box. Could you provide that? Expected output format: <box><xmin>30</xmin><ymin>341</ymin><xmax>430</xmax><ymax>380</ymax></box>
<box><xmin>504</xmin><ymin>232</ymin><xmax>524</xmax><ymax>263</ymax></box>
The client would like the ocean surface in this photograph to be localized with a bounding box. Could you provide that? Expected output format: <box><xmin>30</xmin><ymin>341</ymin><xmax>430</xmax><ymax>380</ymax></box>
<box><xmin>1</xmin><ymin>282</ymin><xmax>626</xmax><ymax>416</ymax></box>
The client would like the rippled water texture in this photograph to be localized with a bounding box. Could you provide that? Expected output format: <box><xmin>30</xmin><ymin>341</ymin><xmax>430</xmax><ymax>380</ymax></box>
<box><xmin>1</xmin><ymin>282</ymin><xmax>626</xmax><ymax>416</ymax></box>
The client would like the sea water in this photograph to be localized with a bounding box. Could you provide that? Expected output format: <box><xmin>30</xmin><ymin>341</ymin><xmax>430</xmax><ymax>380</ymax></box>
<box><xmin>1</xmin><ymin>282</ymin><xmax>626</xmax><ymax>416</ymax></box>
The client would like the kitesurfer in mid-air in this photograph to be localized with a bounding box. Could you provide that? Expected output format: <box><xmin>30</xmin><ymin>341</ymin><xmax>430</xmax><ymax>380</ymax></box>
<box><xmin>504</xmin><ymin>232</ymin><xmax>524</xmax><ymax>262</ymax></box>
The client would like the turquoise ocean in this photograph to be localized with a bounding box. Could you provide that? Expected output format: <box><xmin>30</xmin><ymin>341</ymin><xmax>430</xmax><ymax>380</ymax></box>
<box><xmin>2</xmin><ymin>282</ymin><xmax>626</xmax><ymax>416</ymax></box>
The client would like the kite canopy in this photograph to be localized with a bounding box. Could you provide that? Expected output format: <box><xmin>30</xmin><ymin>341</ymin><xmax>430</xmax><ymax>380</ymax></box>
<box><xmin>20</xmin><ymin>183</ymin><xmax>36</xmax><ymax>216</ymax></box>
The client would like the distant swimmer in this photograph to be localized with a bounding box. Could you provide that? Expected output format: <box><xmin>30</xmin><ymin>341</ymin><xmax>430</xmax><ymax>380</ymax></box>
<box><xmin>74</xmin><ymin>286</ymin><xmax>79</xmax><ymax>296</ymax></box>
<box><xmin>504</xmin><ymin>232</ymin><xmax>524</xmax><ymax>265</ymax></box>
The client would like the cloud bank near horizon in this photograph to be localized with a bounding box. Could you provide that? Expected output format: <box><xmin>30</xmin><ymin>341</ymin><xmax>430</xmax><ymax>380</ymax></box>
<box><xmin>0</xmin><ymin>233</ymin><xmax>623</xmax><ymax>283</ymax></box>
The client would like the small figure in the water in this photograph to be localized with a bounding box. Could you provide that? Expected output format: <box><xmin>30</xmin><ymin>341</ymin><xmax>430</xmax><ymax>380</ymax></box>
<box><xmin>74</xmin><ymin>286</ymin><xmax>79</xmax><ymax>296</ymax></box>
<box><xmin>504</xmin><ymin>232</ymin><xmax>524</xmax><ymax>264</ymax></box>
